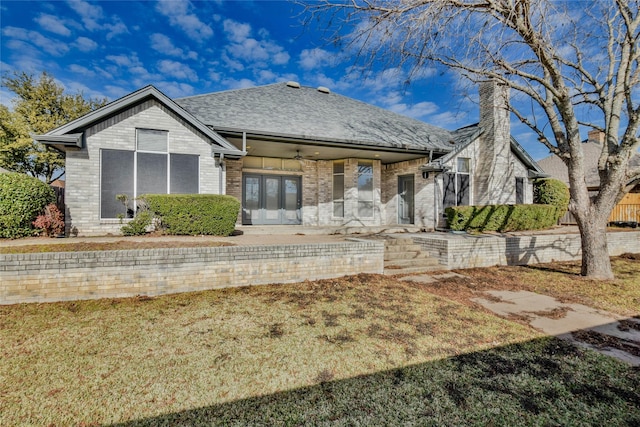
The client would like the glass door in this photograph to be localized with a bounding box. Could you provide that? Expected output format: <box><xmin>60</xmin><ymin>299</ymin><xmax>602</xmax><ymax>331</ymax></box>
<box><xmin>242</xmin><ymin>174</ymin><xmax>301</xmax><ymax>225</ymax></box>
<box><xmin>398</xmin><ymin>175</ymin><xmax>415</xmax><ymax>224</ymax></box>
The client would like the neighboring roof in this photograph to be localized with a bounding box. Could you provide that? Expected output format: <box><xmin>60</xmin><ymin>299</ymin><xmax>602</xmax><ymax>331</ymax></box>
<box><xmin>34</xmin><ymin>85</ymin><xmax>244</xmax><ymax>157</ymax></box>
<box><xmin>175</xmin><ymin>82</ymin><xmax>456</xmax><ymax>152</ymax></box>
<box><xmin>424</xmin><ymin>123</ymin><xmax>544</xmax><ymax>175</ymax></box>
<box><xmin>538</xmin><ymin>141</ymin><xmax>640</xmax><ymax>188</ymax></box>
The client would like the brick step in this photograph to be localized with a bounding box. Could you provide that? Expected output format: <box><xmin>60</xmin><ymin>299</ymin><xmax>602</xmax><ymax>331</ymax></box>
<box><xmin>384</xmin><ymin>244</ymin><xmax>423</xmax><ymax>252</ymax></box>
<box><xmin>384</xmin><ymin>251</ymin><xmax>433</xmax><ymax>261</ymax></box>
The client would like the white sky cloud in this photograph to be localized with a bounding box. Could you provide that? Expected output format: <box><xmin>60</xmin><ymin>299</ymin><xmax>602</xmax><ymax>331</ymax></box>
<box><xmin>157</xmin><ymin>60</ymin><xmax>198</xmax><ymax>82</ymax></box>
<box><xmin>299</xmin><ymin>48</ymin><xmax>335</xmax><ymax>71</ymax></box>
<box><xmin>74</xmin><ymin>36</ymin><xmax>98</xmax><ymax>52</ymax></box>
<box><xmin>2</xmin><ymin>27</ymin><xmax>69</xmax><ymax>56</ymax></box>
<box><xmin>155</xmin><ymin>0</ymin><xmax>213</xmax><ymax>42</ymax></box>
<box><xmin>150</xmin><ymin>33</ymin><xmax>198</xmax><ymax>60</ymax></box>
<box><xmin>35</xmin><ymin>13</ymin><xmax>72</xmax><ymax>37</ymax></box>
<box><xmin>222</xmin><ymin>19</ymin><xmax>290</xmax><ymax>70</ymax></box>
<box><xmin>66</xmin><ymin>0</ymin><xmax>128</xmax><ymax>39</ymax></box>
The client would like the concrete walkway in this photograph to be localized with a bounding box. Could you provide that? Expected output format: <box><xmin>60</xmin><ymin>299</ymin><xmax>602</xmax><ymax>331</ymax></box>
<box><xmin>472</xmin><ymin>290</ymin><xmax>640</xmax><ymax>366</ymax></box>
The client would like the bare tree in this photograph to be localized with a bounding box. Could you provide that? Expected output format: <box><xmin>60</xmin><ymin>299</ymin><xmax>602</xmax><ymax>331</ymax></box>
<box><xmin>300</xmin><ymin>0</ymin><xmax>640</xmax><ymax>279</ymax></box>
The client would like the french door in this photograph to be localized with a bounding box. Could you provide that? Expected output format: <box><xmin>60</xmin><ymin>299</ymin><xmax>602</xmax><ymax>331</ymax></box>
<box><xmin>242</xmin><ymin>174</ymin><xmax>302</xmax><ymax>225</ymax></box>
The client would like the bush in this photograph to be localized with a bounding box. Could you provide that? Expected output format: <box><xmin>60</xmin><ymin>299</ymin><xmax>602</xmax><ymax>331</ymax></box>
<box><xmin>0</xmin><ymin>173</ymin><xmax>55</xmax><ymax>238</ymax></box>
<box><xmin>534</xmin><ymin>178</ymin><xmax>570</xmax><ymax>222</ymax></box>
<box><xmin>446</xmin><ymin>204</ymin><xmax>561</xmax><ymax>232</ymax></box>
<box><xmin>141</xmin><ymin>194</ymin><xmax>240</xmax><ymax>236</ymax></box>
<box><xmin>32</xmin><ymin>203</ymin><xmax>65</xmax><ymax>237</ymax></box>
<box><xmin>120</xmin><ymin>210</ymin><xmax>153</xmax><ymax>236</ymax></box>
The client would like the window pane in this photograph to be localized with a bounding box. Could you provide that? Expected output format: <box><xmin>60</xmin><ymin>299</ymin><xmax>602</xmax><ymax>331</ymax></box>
<box><xmin>358</xmin><ymin>161</ymin><xmax>373</xmax><ymax>203</ymax></box>
<box><xmin>443</xmin><ymin>173</ymin><xmax>456</xmax><ymax>208</ymax></box>
<box><xmin>170</xmin><ymin>154</ymin><xmax>199</xmax><ymax>194</ymax></box>
<box><xmin>283</xmin><ymin>159</ymin><xmax>302</xmax><ymax>171</ymax></box>
<box><xmin>333</xmin><ymin>174</ymin><xmax>344</xmax><ymax>200</ymax></box>
<box><xmin>333</xmin><ymin>201</ymin><xmax>344</xmax><ymax>217</ymax></box>
<box><xmin>333</xmin><ymin>161</ymin><xmax>344</xmax><ymax>174</ymax></box>
<box><xmin>516</xmin><ymin>177</ymin><xmax>524</xmax><ymax>204</ymax></box>
<box><xmin>101</xmin><ymin>149</ymin><xmax>134</xmax><ymax>218</ymax></box>
<box><xmin>457</xmin><ymin>157</ymin><xmax>470</xmax><ymax>173</ymax></box>
<box><xmin>137</xmin><ymin>129</ymin><xmax>167</xmax><ymax>152</ymax></box>
<box><xmin>263</xmin><ymin>157</ymin><xmax>280</xmax><ymax>170</ymax></box>
<box><xmin>265</xmin><ymin>177</ymin><xmax>280</xmax><ymax>220</ymax></box>
<box><xmin>137</xmin><ymin>152</ymin><xmax>168</xmax><ymax>196</ymax></box>
<box><xmin>457</xmin><ymin>174</ymin><xmax>470</xmax><ymax>206</ymax></box>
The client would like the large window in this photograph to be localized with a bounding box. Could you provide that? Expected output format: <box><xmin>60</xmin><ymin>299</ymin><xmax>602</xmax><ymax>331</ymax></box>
<box><xmin>358</xmin><ymin>160</ymin><xmax>374</xmax><ymax>217</ymax></box>
<box><xmin>100</xmin><ymin>129</ymin><xmax>199</xmax><ymax>218</ymax></box>
<box><xmin>333</xmin><ymin>161</ymin><xmax>344</xmax><ymax>217</ymax></box>
<box><xmin>443</xmin><ymin>157</ymin><xmax>470</xmax><ymax>209</ymax></box>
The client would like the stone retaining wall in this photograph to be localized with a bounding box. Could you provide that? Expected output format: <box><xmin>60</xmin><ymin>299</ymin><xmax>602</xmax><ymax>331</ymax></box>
<box><xmin>414</xmin><ymin>230</ymin><xmax>640</xmax><ymax>269</ymax></box>
<box><xmin>0</xmin><ymin>241</ymin><xmax>384</xmax><ymax>305</ymax></box>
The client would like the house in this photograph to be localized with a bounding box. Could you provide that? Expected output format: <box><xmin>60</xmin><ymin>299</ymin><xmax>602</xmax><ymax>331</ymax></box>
<box><xmin>35</xmin><ymin>80</ymin><xmax>544</xmax><ymax>236</ymax></box>
<box><xmin>537</xmin><ymin>130</ymin><xmax>640</xmax><ymax>224</ymax></box>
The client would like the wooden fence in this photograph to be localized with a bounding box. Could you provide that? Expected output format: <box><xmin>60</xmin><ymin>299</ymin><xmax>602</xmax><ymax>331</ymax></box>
<box><xmin>559</xmin><ymin>192</ymin><xmax>640</xmax><ymax>225</ymax></box>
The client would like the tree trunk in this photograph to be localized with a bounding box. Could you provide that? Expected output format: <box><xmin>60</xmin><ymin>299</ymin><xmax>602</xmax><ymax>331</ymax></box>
<box><xmin>577</xmin><ymin>218</ymin><xmax>614</xmax><ymax>279</ymax></box>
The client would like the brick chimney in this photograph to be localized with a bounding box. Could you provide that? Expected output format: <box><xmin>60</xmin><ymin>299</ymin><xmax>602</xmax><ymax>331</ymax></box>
<box><xmin>474</xmin><ymin>80</ymin><xmax>514</xmax><ymax>205</ymax></box>
<box><xmin>587</xmin><ymin>129</ymin><xmax>605</xmax><ymax>144</ymax></box>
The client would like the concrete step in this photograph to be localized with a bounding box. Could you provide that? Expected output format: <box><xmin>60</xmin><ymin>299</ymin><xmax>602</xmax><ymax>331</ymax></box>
<box><xmin>384</xmin><ymin>264</ymin><xmax>445</xmax><ymax>275</ymax></box>
<box><xmin>384</xmin><ymin>238</ymin><xmax>416</xmax><ymax>246</ymax></box>
<box><xmin>385</xmin><ymin>258</ymin><xmax>441</xmax><ymax>268</ymax></box>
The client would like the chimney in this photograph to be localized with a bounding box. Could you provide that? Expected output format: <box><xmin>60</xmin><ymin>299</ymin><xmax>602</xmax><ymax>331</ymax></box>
<box><xmin>474</xmin><ymin>80</ymin><xmax>514</xmax><ymax>205</ymax></box>
<box><xmin>587</xmin><ymin>129</ymin><xmax>605</xmax><ymax>144</ymax></box>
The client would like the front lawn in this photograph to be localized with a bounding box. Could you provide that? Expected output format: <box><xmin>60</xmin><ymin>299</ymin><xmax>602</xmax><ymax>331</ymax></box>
<box><xmin>1</xmin><ymin>262</ymin><xmax>639</xmax><ymax>426</ymax></box>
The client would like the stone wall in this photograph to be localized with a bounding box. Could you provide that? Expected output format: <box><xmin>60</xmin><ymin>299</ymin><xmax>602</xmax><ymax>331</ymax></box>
<box><xmin>0</xmin><ymin>240</ymin><xmax>384</xmax><ymax>305</ymax></box>
<box><xmin>414</xmin><ymin>230</ymin><xmax>640</xmax><ymax>269</ymax></box>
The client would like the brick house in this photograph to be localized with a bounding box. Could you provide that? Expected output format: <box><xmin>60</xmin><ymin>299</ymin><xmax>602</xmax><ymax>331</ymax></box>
<box><xmin>36</xmin><ymin>80</ymin><xmax>544</xmax><ymax>236</ymax></box>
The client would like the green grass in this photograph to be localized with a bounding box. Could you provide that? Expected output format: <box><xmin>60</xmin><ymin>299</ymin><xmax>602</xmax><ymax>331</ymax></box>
<box><xmin>1</xmin><ymin>271</ymin><xmax>638</xmax><ymax>426</ymax></box>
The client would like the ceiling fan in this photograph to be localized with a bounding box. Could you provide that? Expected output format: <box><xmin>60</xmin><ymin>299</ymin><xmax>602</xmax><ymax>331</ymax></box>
<box><xmin>293</xmin><ymin>150</ymin><xmax>303</xmax><ymax>161</ymax></box>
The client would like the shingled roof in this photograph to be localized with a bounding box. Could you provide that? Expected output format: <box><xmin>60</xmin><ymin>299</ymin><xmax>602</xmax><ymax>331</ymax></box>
<box><xmin>175</xmin><ymin>82</ymin><xmax>456</xmax><ymax>152</ymax></box>
<box><xmin>538</xmin><ymin>140</ymin><xmax>640</xmax><ymax>188</ymax></box>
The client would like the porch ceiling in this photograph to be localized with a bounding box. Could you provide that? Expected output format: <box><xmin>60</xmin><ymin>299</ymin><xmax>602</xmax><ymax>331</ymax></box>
<box><xmin>224</xmin><ymin>135</ymin><xmax>434</xmax><ymax>164</ymax></box>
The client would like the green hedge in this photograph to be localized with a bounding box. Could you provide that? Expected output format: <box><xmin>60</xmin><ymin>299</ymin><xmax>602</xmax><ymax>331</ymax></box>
<box><xmin>0</xmin><ymin>172</ymin><xmax>55</xmax><ymax>238</ymax></box>
<box><xmin>445</xmin><ymin>204</ymin><xmax>560</xmax><ymax>232</ymax></box>
<box><xmin>534</xmin><ymin>178</ymin><xmax>570</xmax><ymax>222</ymax></box>
<box><xmin>141</xmin><ymin>194</ymin><xmax>240</xmax><ymax>236</ymax></box>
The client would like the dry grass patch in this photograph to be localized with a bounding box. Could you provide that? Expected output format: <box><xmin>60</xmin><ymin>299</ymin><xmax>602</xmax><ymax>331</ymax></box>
<box><xmin>1</xmin><ymin>274</ymin><xmax>539</xmax><ymax>426</ymax></box>
<box><xmin>414</xmin><ymin>256</ymin><xmax>640</xmax><ymax>317</ymax></box>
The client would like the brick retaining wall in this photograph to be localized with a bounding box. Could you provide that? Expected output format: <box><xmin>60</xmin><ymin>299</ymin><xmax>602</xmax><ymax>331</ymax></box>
<box><xmin>0</xmin><ymin>241</ymin><xmax>384</xmax><ymax>305</ymax></box>
<box><xmin>414</xmin><ymin>230</ymin><xmax>640</xmax><ymax>269</ymax></box>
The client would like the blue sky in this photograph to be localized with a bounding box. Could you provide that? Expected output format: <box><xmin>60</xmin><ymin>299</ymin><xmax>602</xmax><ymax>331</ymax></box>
<box><xmin>0</xmin><ymin>0</ymin><xmax>550</xmax><ymax>160</ymax></box>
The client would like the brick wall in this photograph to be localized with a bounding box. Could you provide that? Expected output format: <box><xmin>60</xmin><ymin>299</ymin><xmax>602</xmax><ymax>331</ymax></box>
<box><xmin>414</xmin><ymin>230</ymin><xmax>640</xmax><ymax>269</ymax></box>
<box><xmin>66</xmin><ymin>100</ymin><xmax>222</xmax><ymax>236</ymax></box>
<box><xmin>0</xmin><ymin>240</ymin><xmax>384</xmax><ymax>305</ymax></box>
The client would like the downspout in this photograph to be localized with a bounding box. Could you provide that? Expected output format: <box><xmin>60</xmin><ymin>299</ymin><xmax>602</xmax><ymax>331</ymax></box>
<box><xmin>218</xmin><ymin>153</ymin><xmax>225</xmax><ymax>194</ymax></box>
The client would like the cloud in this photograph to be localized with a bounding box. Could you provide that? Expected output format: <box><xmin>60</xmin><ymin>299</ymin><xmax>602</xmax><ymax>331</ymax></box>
<box><xmin>66</xmin><ymin>0</ymin><xmax>103</xmax><ymax>31</ymax></box>
<box><xmin>74</xmin><ymin>36</ymin><xmax>98</xmax><ymax>52</ymax></box>
<box><xmin>157</xmin><ymin>60</ymin><xmax>198</xmax><ymax>82</ymax></box>
<box><xmin>388</xmin><ymin>101</ymin><xmax>439</xmax><ymax>120</ymax></box>
<box><xmin>2</xmin><ymin>26</ymin><xmax>69</xmax><ymax>56</ymax></box>
<box><xmin>222</xmin><ymin>19</ymin><xmax>290</xmax><ymax>69</ymax></box>
<box><xmin>35</xmin><ymin>13</ymin><xmax>71</xmax><ymax>36</ymax></box>
<box><xmin>66</xmin><ymin>0</ymin><xmax>128</xmax><ymax>39</ymax></box>
<box><xmin>150</xmin><ymin>33</ymin><xmax>198</xmax><ymax>60</ymax></box>
<box><xmin>155</xmin><ymin>81</ymin><xmax>196</xmax><ymax>98</ymax></box>
<box><xmin>221</xmin><ymin>77</ymin><xmax>256</xmax><ymax>90</ymax></box>
<box><xmin>299</xmin><ymin>48</ymin><xmax>335</xmax><ymax>71</ymax></box>
<box><xmin>155</xmin><ymin>0</ymin><xmax>213</xmax><ymax>42</ymax></box>
<box><xmin>69</xmin><ymin>64</ymin><xmax>95</xmax><ymax>77</ymax></box>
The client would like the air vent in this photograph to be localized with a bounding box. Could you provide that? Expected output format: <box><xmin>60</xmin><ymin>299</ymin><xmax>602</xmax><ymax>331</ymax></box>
<box><xmin>317</xmin><ymin>86</ymin><xmax>330</xmax><ymax>94</ymax></box>
<box><xmin>286</xmin><ymin>81</ymin><xmax>301</xmax><ymax>88</ymax></box>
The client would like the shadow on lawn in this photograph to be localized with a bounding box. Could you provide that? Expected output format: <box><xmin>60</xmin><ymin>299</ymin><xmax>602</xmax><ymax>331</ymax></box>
<box><xmin>110</xmin><ymin>337</ymin><xmax>640</xmax><ymax>427</ymax></box>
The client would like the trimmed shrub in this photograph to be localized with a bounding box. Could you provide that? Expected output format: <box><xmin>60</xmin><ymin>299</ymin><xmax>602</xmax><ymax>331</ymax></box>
<box><xmin>534</xmin><ymin>178</ymin><xmax>570</xmax><ymax>222</ymax></box>
<box><xmin>446</xmin><ymin>204</ymin><xmax>560</xmax><ymax>232</ymax></box>
<box><xmin>0</xmin><ymin>173</ymin><xmax>55</xmax><ymax>238</ymax></box>
<box><xmin>120</xmin><ymin>210</ymin><xmax>153</xmax><ymax>236</ymax></box>
<box><xmin>142</xmin><ymin>194</ymin><xmax>240</xmax><ymax>236</ymax></box>
<box><xmin>32</xmin><ymin>203</ymin><xmax>65</xmax><ymax>237</ymax></box>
